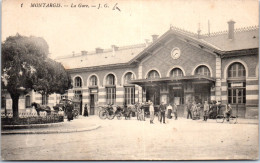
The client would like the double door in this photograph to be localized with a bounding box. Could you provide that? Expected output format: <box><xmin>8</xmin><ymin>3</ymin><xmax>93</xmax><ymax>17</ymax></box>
<box><xmin>90</xmin><ymin>94</ymin><xmax>98</xmax><ymax>115</ymax></box>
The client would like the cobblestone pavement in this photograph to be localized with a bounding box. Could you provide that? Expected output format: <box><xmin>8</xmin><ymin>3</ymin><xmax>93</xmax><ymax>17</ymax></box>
<box><xmin>1</xmin><ymin>116</ymin><xmax>258</xmax><ymax>160</ymax></box>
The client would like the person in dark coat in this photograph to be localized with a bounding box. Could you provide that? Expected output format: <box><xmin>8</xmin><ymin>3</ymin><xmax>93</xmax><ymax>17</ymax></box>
<box><xmin>186</xmin><ymin>101</ymin><xmax>192</xmax><ymax>119</ymax></box>
<box><xmin>84</xmin><ymin>104</ymin><xmax>89</xmax><ymax>117</ymax></box>
<box><xmin>159</xmin><ymin>102</ymin><xmax>166</xmax><ymax>124</ymax></box>
<box><xmin>66</xmin><ymin>100</ymin><xmax>74</xmax><ymax>121</ymax></box>
<box><xmin>208</xmin><ymin>101</ymin><xmax>217</xmax><ymax>119</ymax></box>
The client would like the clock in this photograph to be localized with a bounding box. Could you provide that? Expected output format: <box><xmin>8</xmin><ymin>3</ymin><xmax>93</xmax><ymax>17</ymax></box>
<box><xmin>171</xmin><ymin>48</ymin><xmax>181</xmax><ymax>59</ymax></box>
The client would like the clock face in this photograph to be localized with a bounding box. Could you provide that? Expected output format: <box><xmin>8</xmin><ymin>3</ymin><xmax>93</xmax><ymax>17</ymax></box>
<box><xmin>171</xmin><ymin>48</ymin><xmax>181</xmax><ymax>59</ymax></box>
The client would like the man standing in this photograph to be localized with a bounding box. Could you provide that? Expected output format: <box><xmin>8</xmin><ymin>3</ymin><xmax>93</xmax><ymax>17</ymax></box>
<box><xmin>192</xmin><ymin>101</ymin><xmax>198</xmax><ymax>120</ymax></box>
<box><xmin>66</xmin><ymin>100</ymin><xmax>74</xmax><ymax>121</ymax></box>
<box><xmin>148</xmin><ymin>100</ymin><xmax>154</xmax><ymax>124</ymax></box>
<box><xmin>166</xmin><ymin>103</ymin><xmax>173</xmax><ymax>119</ymax></box>
<box><xmin>203</xmin><ymin>101</ymin><xmax>209</xmax><ymax>121</ymax></box>
<box><xmin>159</xmin><ymin>102</ymin><xmax>166</xmax><ymax>124</ymax></box>
<box><xmin>186</xmin><ymin>101</ymin><xmax>192</xmax><ymax>119</ymax></box>
<box><xmin>173</xmin><ymin>103</ymin><xmax>178</xmax><ymax>120</ymax></box>
<box><xmin>225</xmin><ymin>104</ymin><xmax>232</xmax><ymax>122</ymax></box>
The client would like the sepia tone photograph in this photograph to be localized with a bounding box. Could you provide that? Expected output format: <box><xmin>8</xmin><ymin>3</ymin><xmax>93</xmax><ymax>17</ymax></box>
<box><xmin>1</xmin><ymin>0</ymin><xmax>259</xmax><ymax>160</ymax></box>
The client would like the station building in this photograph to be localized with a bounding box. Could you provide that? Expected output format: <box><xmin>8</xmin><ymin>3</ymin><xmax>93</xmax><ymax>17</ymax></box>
<box><xmin>2</xmin><ymin>21</ymin><xmax>259</xmax><ymax>118</ymax></box>
<box><xmin>55</xmin><ymin>20</ymin><xmax>259</xmax><ymax>118</ymax></box>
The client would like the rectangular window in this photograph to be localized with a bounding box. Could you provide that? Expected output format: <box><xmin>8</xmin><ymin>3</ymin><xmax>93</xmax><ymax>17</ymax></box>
<box><xmin>227</xmin><ymin>82</ymin><xmax>246</xmax><ymax>104</ymax></box>
<box><xmin>106</xmin><ymin>87</ymin><xmax>116</xmax><ymax>105</ymax></box>
<box><xmin>25</xmin><ymin>95</ymin><xmax>31</xmax><ymax>108</ymax></box>
<box><xmin>124</xmin><ymin>87</ymin><xmax>135</xmax><ymax>105</ymax></box>
<box><xmin>74</xmin><ymin>90</ymin><xmax>82</xmax><ymax>100</ymax></box>
<box><xmin>60</xmin><ymin>95</ymin><xmax>68</xmax><ymax>100</ymax></box>
<box><xmin>42</xmin><ymin>94</ymin><xmax>49</xmax><ymax>105</ymax></box>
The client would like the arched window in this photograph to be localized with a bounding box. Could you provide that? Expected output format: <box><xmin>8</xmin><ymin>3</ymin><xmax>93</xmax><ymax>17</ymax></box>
<box><xmin>89</xmin><ymin>75</ymin><xmax>98</xmax><ymax>86</ymax></box>
<box><xmin>106</xmin><ymin>74</ymin><xmax>116</xmax><ymax>105</ymax></box>
<box><xmin>147</xmin><ymin>70</ymin><xmax>160</xmax><ymax>79</ymax></box>
<box><xmin>124</xmin><ymin>72</ymin><xmax>135</xmax><ymax>84</ymax></box>
<box><xmin>74</xmin><ymin>77</ymin><xmax>82</xmax><ymax>87</ymax></box>
<box><xmin>195</xmin><ymin>66</ymin><xmax>211</xmax><ymax>76</ymax></box>
<box><xmin>106</xmin><ymin>74</ymin><xmax>115</xmax><ymax>85</ymax></box>
<box><xmin>227</xmin><ymin>62</ymin><xmax>246</xmax><ymax>104</ymax></box>
<box><xmin>228</xmin><ymin>62</ymin><xmax>246</xmax><ymax>78</ymax></box>
<box><xmin>170</xmin><ymin>68</ymin><xmax>183</xmax><ymax>77</ymax></box>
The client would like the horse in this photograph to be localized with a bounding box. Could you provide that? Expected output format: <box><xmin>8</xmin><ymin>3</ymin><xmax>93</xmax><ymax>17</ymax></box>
<box><xmin>31</xmin><ymin>102</ymin><xmax>52</xmax><ymax>116</ymax></box>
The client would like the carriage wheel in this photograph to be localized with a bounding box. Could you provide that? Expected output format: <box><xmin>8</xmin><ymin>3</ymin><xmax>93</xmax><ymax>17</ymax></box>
<box><xmin>107</xmin><ymin>114</ymin><xmax>115</xmax><ymax>120</ymax></box>
<box><xmin>216</xmin><ymin>115</ymin><xmax>224</xmax><ymax>123</ymax></box>
<box><xmin>99</xmin><ymin>110</ymin><xmax>107</xmax><ymax>119</ymax></box>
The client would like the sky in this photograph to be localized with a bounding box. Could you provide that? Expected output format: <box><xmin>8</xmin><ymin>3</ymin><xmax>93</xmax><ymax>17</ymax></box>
<box><xmin>2</xmin><ymin>0</ymin><xmax>259</xmax><ymax>59</ymax></box>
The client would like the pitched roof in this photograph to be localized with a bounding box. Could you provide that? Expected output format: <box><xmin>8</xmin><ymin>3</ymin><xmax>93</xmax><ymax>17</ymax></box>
<box><xmin>56</xmin><ymin>25</ymin><xmax>259</xmax><ymax>70</ymax></box>
<box><xmin>200</xmin><ymin>26</ymin><xmax>259</xmax><ymax>51</ymax></box>
<box><xmin>56</xmin><ymin>43</ymin><xmax>147</xmax><ymax>69</ymax></box>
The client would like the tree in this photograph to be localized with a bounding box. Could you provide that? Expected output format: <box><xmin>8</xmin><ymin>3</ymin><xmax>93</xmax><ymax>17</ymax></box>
<box><xmin>33</xmin><ymin>58</ymin><xmax>72</xmax><ymax>104</ymax></box>
<box><xmin>2</xmin><ymin>34</ymin><xmax>72</xmax><ymax>118</ymax></box>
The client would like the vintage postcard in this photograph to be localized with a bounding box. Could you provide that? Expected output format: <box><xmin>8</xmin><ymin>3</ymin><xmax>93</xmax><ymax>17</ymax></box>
<box><xmin>1</xmin><ymin>0</ymin><xmax>259</xmax><ymax>160</ymax></box>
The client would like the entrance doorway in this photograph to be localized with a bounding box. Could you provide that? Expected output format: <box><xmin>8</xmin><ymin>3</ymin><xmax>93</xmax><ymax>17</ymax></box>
<box><xmin>169</xmin><ymin>86</ymin><xmax>184</xmax><ymax>105</ymax></box>
<box><xmin>194</xmin><ymin>83</ymin><xmax>210</xmax><ymax>104</ymax></box>
<box><xmin>90</xmin><ymin>94</ymin><xmax>95</xmax><ymax>115</ymax></box>
<box><xmin>146</xmin><ymin>86</ymin><xmax>160</xmax><ymax>105</ymax></box>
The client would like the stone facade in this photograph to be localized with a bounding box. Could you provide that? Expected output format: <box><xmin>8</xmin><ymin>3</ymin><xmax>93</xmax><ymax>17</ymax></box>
<box><xmin>2</xmin><ymin>23</ymin><xmax>259</xmax><ymax>118</ymax></box>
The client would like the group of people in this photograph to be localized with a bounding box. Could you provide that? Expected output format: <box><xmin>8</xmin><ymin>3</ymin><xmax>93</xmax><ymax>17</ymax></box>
<box><xmin>186</xmin><ymin>100</ymin><xmax>233</xmax><ymax>121</ymax></box>
<box><xmin>147</xmin><ymin>100</ymin><xmax>178</xmax><ymax>124</ymax></box>
<box><xmin>146</xmin><ymin>99</ymin><xmax>233</xmax><ymax>124</ymax></box>
<box><xmin>67</xmin><ymin>99</ymin><xmax>233</xmax><ymax>122</ymax></box>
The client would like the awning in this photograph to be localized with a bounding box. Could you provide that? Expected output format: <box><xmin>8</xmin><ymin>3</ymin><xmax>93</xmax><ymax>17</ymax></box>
<box><xmin>128</xmin><ymin>75</ymin><xmax>215</xmax><ymax>86</ymax></box>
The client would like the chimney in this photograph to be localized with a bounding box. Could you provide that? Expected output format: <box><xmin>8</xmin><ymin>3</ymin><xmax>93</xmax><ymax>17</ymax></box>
<box><xmin>151</xmin><ymin>34</ymin><xmax>159</xmax><ymax>42</ymax></box>
<box><xmin>228</xmin><ymin>20</ymin><xmax>235</xmax><ymax>39</ymax></box>
<box><xmin>111</xmin><ymin>45</ymin><xmax>119</xmax><ymax>51</ymax></box>
<box><xmin>81</xmin><ymin>50</ymin><xmax>88</xmax><ymax>55</ymax></box>
<box><xmin>197</xmin><ymin>29</ymin><xmax>201</xmax><ymax>39</ymax></box>
<box><xmin>96</xmin><ymin>47</ymin><xmax>103</xmax><ymax>53</ymax></box>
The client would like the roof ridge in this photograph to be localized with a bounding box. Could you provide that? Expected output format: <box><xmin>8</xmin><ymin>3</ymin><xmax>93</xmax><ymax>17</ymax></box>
<box><xmin>171</xmin><ymin>26</ymin><xmax>197</xmax><ymax>37</ymax></box>
<box><xmin>234</xmin><ymin>25</ymin><xmax>259</xmax><ymax>33</ymax></box>
<box><xmin>55</xmin><ymin>43</ymin><xmax>147</xmax><ymax>60</ymax></box>
<box><xmin>200</xmin><ymin>25</ymin><xmax>259</xmax><ymax>38</ymax></box>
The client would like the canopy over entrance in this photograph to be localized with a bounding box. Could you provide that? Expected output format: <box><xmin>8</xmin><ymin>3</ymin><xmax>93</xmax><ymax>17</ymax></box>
<box><xmin>129</xmin><ymin>75</ymin><xmax>215</xmax><ymax>86</ymax></box>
